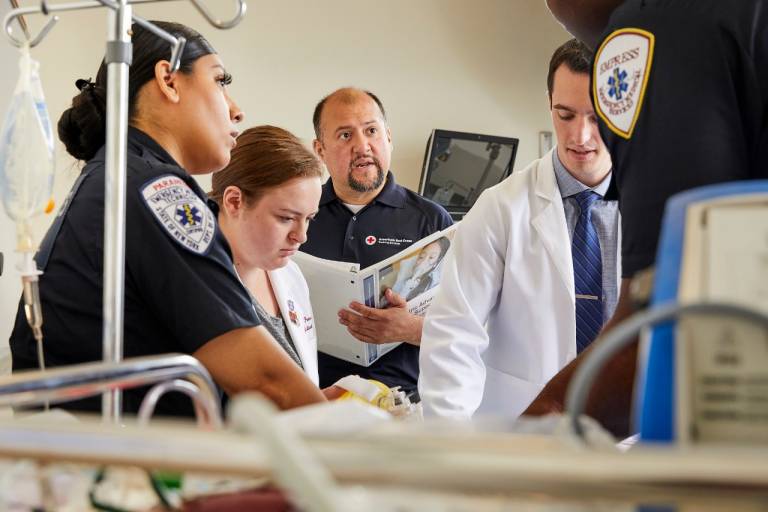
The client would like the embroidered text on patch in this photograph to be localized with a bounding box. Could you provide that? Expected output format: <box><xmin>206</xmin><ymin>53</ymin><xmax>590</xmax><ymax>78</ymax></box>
<box><xmin>141</xmin><ymin>175</ymin><xmax>215</xmax><ymax>254</ymax></box>
<box><xmin>593</xmin><ymin>28</ymin><xmax>655</xmax><ymax>139</ymax></box>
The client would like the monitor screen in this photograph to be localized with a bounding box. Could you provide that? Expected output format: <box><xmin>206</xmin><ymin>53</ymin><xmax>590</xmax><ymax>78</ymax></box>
<box><xmin>419</xmin><ymin>129</ymin><xmax>519</xmax><ymax>218</ymax></box>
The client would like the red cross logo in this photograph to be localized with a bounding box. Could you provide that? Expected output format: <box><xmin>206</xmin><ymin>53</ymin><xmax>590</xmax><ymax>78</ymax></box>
<box><xmin>365</xmin><ymin>235</ymin><xmax>377</xmax><ymax>245</ymax></box>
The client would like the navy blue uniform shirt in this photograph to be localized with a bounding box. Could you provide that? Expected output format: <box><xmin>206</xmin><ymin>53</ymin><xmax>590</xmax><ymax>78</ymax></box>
<box><xmin>302</xmin><ymin>171</ymin><xmax>453</xmax><ymax>392</ymax></box>
<box><xmin>594</xmin><ymin>0</ymin><xmax>768</xmax><ymax>277</ymax></box>
<box><xmin>10</xmin><ymin>128</ymin><xmax>260</xmax><ymax>416</ymax></box>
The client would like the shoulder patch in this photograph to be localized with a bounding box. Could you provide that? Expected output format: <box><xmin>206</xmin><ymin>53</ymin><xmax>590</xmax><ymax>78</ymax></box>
<box><xmin>140</xmin><ymin>175</ymin><xmax>215</xmax><ymax>255</ymax></box>
<box><xmin>593</xmin><ymin>28</ymin><xmax>655</xmax><ymax>139</ymax></box>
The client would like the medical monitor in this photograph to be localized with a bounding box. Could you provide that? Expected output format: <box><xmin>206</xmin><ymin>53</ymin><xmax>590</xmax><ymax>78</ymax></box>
<box><xmin>418</xmin><ymin>129</ymin><xmax>519</xmax><ymax>220</ymax></box>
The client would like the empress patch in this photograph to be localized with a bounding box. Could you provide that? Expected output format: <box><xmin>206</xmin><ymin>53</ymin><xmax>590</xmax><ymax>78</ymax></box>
<box><xmin>593</xmin><ymin>28</ymin><xmax>655</xmax><ymax>139</ymax></box>
<box><xmin>141</xmin><ymin>175</ymin><xmax>215</xmax><ymax>255</ymax></box>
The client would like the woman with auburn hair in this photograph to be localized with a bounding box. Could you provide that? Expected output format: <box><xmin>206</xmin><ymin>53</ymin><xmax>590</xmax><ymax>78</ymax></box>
<box><xmin>211</xmin><ymin>125</ymin><xmax>323</xmax><ymax>384</ymax></box>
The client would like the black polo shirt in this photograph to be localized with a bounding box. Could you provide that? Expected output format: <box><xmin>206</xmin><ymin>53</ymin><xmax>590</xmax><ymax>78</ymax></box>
<box><xmin>592</xmin><ymin>0</ymin><xmax>768</xmax><ymax>277</ymax></box>
<box><xmin>9</xmin><ymin>128</ymin><xmax>260</xmax><ymax>417</ymax></box>
<box><xmin>302</xmin><ymin>171</ymin><xmax>453</xmax><ymax>392</ymax></box>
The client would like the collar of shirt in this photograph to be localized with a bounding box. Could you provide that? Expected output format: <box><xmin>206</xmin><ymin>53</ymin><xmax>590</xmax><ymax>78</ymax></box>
<box><xmin>552</xmin><ymin>149</ymin><xmax>612</xmax><ymax>199</ymax></box>
<box><xmin>127</xmin><ymin>126</ymin><xmax>212</xmax><ymax>197</ymax></box>
<box><xmin>128</xmin><ymin>126</ymin><xmax>181</xmax><ymax>168</ymax></box>
<box><xmin>127</xmin><ymin>126</ymin><xmax>220</xmax><ymax>245</ymax></box>
<box><xmin>319</xmin><ymin>171</ymin><xmax>407</xmax><ymax>209</ymax></box>
<box><xmin>342</xmin><ymin>202</ymin><xmax>366</xmax><ymax>214</ymax></box>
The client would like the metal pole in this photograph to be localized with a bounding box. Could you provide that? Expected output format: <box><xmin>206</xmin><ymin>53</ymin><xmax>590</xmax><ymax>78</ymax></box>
<box><xmin>102</xmin><ymin>0</ymin><xmax>131</xmax><ymax>423</ymax></box>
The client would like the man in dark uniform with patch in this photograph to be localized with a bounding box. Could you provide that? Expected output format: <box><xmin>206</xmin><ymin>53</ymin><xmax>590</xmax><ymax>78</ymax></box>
<box><xmin>302</xmin><ymin>87</ymin><xmax>453</xmax><ymax>394</ymax></box>
<box><xmin>525</xmin><ymin>0</ymin><xmax>768</xmax><ymax>435</ymax></box>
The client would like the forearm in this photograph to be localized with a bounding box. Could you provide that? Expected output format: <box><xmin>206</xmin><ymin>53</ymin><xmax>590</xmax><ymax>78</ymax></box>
<box><xmin>194</xmin><ymin>326</ymin><xmax>325</xmax><ymax>410</ymax></box>
<box><xmin>253</xmin><ymin>363</ymin><xmax>327</xmax><ymax>409</ymax></box>
<box><xmin>585</xmin><ymin>340</ymin><xmax>637</xmax><ymax>437</ymax></box>
<box><xmin>523</xmin><ymin>279</ymin><xmax>637</xmax><ymax>437</ymax></box>
<box><xmin>523</xmin><ymin>341</ymin><xmax>637</xmax><ymax>437</ymax></box>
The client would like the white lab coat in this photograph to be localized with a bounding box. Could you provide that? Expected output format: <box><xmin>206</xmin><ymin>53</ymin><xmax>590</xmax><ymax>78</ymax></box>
<box><xmin>268</xmin><ymin>261</ymin><xmax>319</xmax><ymax>386</ymax></box>
<box><xmin>418</xmin><ymin>149</ymin><xmax>620</xmax><ymax>419</ymax></box>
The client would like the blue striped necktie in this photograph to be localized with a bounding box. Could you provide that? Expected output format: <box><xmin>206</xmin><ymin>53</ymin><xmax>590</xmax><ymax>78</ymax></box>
<box><xmin>572</xmin><ymin>190</ymin><xmax>603</xmax><ymax>353</ymax></box>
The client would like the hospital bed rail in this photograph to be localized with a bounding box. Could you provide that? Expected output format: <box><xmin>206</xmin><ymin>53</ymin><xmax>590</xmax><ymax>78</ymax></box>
<box><xmin>0</xmin><ymin>353</ymin><xmax>222</xmax><ymax>428</ymax></box>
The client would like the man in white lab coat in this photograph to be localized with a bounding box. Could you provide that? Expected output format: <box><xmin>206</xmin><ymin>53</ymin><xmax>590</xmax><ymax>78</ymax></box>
<box><xmin>418</xmin><ymin>39</ymin><xmax>621</xmax><ymax>419</ymax></box>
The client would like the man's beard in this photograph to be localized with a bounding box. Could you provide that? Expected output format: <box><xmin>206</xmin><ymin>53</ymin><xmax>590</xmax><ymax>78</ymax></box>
<box><xmin>348</xmin><ymin>158</ymin><xmax>385</xmax><ymax>192</ymax></box>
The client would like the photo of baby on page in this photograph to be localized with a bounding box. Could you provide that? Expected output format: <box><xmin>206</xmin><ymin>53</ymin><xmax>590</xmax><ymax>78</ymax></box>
<box><xmin>378</xmin><ymin>234</ymin><xmax>453</xmax><ymax>313</ymax></box>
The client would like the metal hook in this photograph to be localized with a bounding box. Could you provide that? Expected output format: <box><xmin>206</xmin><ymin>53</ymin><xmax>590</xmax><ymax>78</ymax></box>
<box><xmin>168</xmin><ymin>36</ymin><xmax>186</xmax><ymax>72</ymax></box>
<box><xmin>188</xmin><ymin>0</ymin><xmax>246</xmax><ymax>30</ymax></box>
<box><xmin>3</xmin><ymin>9</ymin><xmax>59</xmax><ymax>48</ymax></box>
<box><xmin>3</xmin><ymin>0</ymin><xmax>245</xmax><ymax>51</ymax></box>
<box><xmin>8</xmin><ymin>0</ymin><xmax>32</xmax><ymax>40</ymax></box>
<box><xmin>130</xmin><ymin>15</ymin><xmax>186</xmax><ymax>71</ymax></box>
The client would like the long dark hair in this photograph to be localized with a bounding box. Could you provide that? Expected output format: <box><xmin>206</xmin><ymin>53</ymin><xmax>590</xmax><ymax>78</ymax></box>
<box><xmin>57</xmin><ymin>21</ymin><xmax>215</xmax><ymax>162</ymax></box>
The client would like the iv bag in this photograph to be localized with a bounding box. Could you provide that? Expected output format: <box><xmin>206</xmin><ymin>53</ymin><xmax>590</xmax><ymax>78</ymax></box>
<box><xmin>0</xmin><ymin>45</ymin><xmax>55</xmax><ymax>231</ymax></box>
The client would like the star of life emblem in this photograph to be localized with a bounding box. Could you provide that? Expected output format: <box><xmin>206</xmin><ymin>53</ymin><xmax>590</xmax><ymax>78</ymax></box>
<box><xmin>141</xmin><ymin>175</ymin><xmax>215</xmax><ymax>255</ymax></box>
<box><xmin>593</xmin><ymin>28</ymin><xmax>655</xmax><ymax>139</ymax></box>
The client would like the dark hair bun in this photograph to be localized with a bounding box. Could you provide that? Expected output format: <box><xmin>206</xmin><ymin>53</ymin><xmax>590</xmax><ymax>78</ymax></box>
<box><xmin>57</xmin><ymin>85</ymin><xmax>107</xmax><ymax>162</ymax></box>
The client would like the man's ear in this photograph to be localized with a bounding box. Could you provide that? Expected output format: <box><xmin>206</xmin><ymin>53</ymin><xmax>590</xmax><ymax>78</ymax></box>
<box><xmin>222</xmin><ymin>185</ymin><xmax>244</xmax><ymax>216</ymax></box>
<box><xmin>154</xmin><ymin>60</ymin><xmax>181</xmax><ymax>104</ymax></box>
<box><xmin>312</xmin><ymin>138</ymin><xmax>324</xmax><ymax>160</ymax></box>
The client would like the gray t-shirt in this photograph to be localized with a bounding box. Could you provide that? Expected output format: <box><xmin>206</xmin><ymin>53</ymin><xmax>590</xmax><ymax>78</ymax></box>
<box><xmin>252</xmin><ymin>300</ymin><xmax>303</xmax><ymax>370</ymax></box>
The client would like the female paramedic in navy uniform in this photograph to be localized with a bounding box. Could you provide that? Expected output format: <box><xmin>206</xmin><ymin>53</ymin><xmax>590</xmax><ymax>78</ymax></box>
<box><xmin>8</xmin><ymin>21</ymin><xmax>325</xmax><ymax>416</ymax></box>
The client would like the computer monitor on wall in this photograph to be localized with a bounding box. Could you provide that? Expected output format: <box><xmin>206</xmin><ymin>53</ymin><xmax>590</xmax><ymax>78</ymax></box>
<box><xmin>418</xmin><ymin>129</ymin><xmax>519</xmax><ymax>220</ymax></box>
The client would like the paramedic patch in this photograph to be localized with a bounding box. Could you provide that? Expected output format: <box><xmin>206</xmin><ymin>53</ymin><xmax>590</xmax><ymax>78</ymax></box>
<box><xmin>141</xmin><ymin>175</ymin><xmax>215</xmax><ymax>255</ymax></box>
<box><xmin>594</xmin><ymin>28</ymin><xmax>655</xmax><ymax>139</ymax></box>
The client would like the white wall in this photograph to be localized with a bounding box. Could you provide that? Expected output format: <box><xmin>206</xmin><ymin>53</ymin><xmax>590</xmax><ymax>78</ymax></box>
<box><xmin>0</xmin><ymin>1</ymin><xmax>568</xmax><ymax>351</ymax></box>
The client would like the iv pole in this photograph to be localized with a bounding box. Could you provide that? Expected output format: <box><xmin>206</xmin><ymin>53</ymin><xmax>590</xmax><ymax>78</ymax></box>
<box><xmin>102</xmin><ymin>0</ymin><xmax>131</xmax><ymax>422</ymax></box>
<box><xmin>3</xmin><ymin>0</ymin><xmax>247</xmax><ymax>424</ymax></box>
